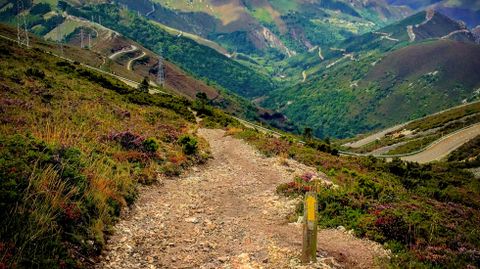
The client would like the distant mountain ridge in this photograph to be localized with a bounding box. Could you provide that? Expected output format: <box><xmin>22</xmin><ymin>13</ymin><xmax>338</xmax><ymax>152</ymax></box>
<box><xmin>387</xmin><ymin>0</ymin><xmax>480</xmax><ymax>27</ymax></box>
<box><xmin>113</xmin><ymin>0</ymin><xmax>413</xmax><ymax>58</ymax></box>
<box><xmin>2</xmin><ymin>0</ymin><xmax>479</xmax><ymax>139</ymax></box>
<box><xmin>261</xmin><ymin>11</ymin><xmax>480</xmax><ymax>138</ymax></box>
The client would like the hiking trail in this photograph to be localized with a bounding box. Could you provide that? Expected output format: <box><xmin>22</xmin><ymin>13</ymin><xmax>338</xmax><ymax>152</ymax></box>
<box><xmin>96</xmin><ymin>129</ymin><xmax>388</xmax><ymax>269</ymax></box>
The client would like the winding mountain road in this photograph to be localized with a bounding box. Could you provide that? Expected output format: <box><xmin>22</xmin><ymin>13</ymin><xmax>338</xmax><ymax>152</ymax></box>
<box><xmin>344</xmin><ymin>100</ymin><xmax>480</xmax><ymax>149</ymax></box>
<box><xmin>146</xmin><ymin>1</ymin><xmax>156</xmax><ymax>17</ymax></box>
<box><xmin>343</xmin><ymin>123</ymin><xmax>408</xmax><ymax>148</ymax></box>
<box><xmin>127</xmin><ymin>51</ymin><xmax>146</xmax><ymax>71</ymax></box>
<box><xmin>401</xmin><ymin>123</ymin><xmax>480</xmax><ymax>163</ymax></box>
<box><xmin>109</xmin><ymin>45</ymin><xmax>138</xmax><ymax>60</ymax></box>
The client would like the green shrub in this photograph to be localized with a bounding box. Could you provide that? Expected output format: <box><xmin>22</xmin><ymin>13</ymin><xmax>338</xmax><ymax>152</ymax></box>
<box><xmin>25</xmin><ymin>68</ymin><xmax>45</xmax><ymax>79</ymax></box>
<box><xmin>142</xmin><ymin>137</ymin><xmax>159</xmax><ymax>153</ymax></box>
<box><xmin>178</xmin><ymin>135</ymin><xmax>198</xmax><ymax>155</ymax></box>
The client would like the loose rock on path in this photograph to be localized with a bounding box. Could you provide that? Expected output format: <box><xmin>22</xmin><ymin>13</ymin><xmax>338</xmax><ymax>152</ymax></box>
<box><xmin>96</xmin><ymin>129</ymin><xmax>387</xmax><ymax>269</ymax></box>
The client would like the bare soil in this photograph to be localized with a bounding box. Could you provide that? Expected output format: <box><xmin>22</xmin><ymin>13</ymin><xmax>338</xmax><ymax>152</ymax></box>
<box><xmin>96</xmin><ymin>129</ymin><xmax>388</xmax><ymax>269</ymax></box>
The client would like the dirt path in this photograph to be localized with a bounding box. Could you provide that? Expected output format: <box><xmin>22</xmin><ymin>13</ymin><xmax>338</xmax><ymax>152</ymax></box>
<box><xmin>146</xmin><ymin>1</ymin><xmax>156</xmax><ymax>17</ymax></box>
<box><xmin>109</xmin><ymin>45</ymin><xmax>138</xmax><ymax>60</ymax></box>
<box><xmin>96</xmin><ymin>129</ymin><xmax>387</xmax><ymax>269</ymax></box>
<box><xmin>407</xmin><ymin>25</ymin><xmax>415</xmax><ymax>42</ymax></box>
<box><xmin>127</xmin><ymin>51</ymin><xmax>147</xmax><ymax>71</ymax></box>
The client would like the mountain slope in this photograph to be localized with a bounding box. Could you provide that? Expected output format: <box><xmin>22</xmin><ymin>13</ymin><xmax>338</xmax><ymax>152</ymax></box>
<box><xmin>0</xmin><ymin>34</ymin><xmax>210</xmax><ymax>268</ymax></box>
<box><xmin>0</xmin><ymin>1</ymin><xmax>275</xmax><ymax>98</ymax></box>
<box><xmin>262</xmin><ymin>12</ymin><xmax>480</xmax><ymax>138</ymax></box>
<box><xmin>387</xmin><ymin>0</ymin><xmax>480</xmax><ymax>27</ymax></box>
<box><xmin>115</xmin><ymin>0</ymin><xmax>412</xmax><ymax>58</ymax></box>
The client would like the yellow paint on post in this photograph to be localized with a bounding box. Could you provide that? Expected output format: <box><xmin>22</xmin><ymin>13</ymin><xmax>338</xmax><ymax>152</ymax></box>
<box><xmin>302</xmin><ymin>192</ymin><xmax>318</xmax><ymax>263</ymax></box>
<box><xmin>306</xmin><ymin>196</ymin><xmax>316</xmax><ymax>222</ymax></box>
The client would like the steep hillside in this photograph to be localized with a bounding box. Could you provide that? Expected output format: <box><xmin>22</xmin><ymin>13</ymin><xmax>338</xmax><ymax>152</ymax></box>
<box><xmin>114</xmin><ymin>0</ymin><xmax>412</xmax><ymax>58</ymax></box>
<box><xmin>274</xmin><ymin>10</ymin><xmax>476</xmax><ymax>85</ymax></box>
<box><xmin>343</xmin><ymin>100</ymin><xmax>480</xmax><ymax>157</ymax></box>
<box><xmin>262</xmin><ymin>11</ymin><xmax>480</xmax><ymax>138</ymax></box>
<box><xmin>0</xmin><ymin>2</ymin><xmax>302</xmax><ymax>132</ymax></box>
<box><xmin>388</xmin><ymin>0</ymin><xmax>480</xmax><ymax>27</ymax></box>
<box><xmin>365</xmin><ymin>40</ymin><xmax>480</xmax><ymax>121</ymax></box>
<box><xmin>0</xmin><ymin>35</ymin><xmax>211</xmax><ymax>268</ymax></box>
<box><xmin>0</xmin><ymin>1</ymin><xmax>275</xmax><ymax>98</ymax></box>
<box><xmin>0</xmin><ymin>21</ymin><xmax>252</xmax><ymax>116</ymax></box>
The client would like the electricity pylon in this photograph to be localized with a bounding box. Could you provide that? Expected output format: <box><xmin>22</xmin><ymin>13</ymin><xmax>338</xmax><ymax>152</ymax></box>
<box><xmin>157</xmin><ymin>55</ymin><xmax>165</xmax><ymax>87</ymax></box>
<box><xmin>16</xmin><ymin>0</ymin><xmax>29</xmax><ymax>47</ymax></box>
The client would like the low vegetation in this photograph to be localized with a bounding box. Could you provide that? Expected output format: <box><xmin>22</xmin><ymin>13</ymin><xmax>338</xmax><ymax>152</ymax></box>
<box><xmin>229</xmin><ymin>127</ymin><xmax>480</xmax><ymax>268</ymax></box>
<box><xmin>69</xmin><ymin>3</ymin><xmax>274</xmax><ymax>98</ymax></box>
<box><xmin>385</xmin><ymin>135</ymin><xmax>440</xmax><ymax>155</ymax></box>
<box><xmin>447</xmin><ymin>135</ymin><xmax>480</xmax><ymax>168</ymax></box>
<box><xmin>350</xmin><ymin>102</ymin><xmax>480</xmax><ymax>155</ymax></box>
<box><xmin>0</xmin><ymin>39</ymin><xmax>209</xmax><ymax>268</ymax></box>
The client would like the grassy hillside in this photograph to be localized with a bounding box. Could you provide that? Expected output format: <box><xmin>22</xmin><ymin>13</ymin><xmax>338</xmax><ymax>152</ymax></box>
<box><xmin>347</xmin><ymin>101</ymin><xmax>480</xmax><ymax>154</ymax></box>
<box><xmin>0</xmin><ymin>1</ymin><xmax>275</xmax><ymax>99</ymax></box>
<box><xmin>388</xmin><ymin>0</ymin><xmax>480</xmax><ymax>27</ymax></box>
<box><xmin>0</xmin><ymin>37</ymin><xmax>211</xmax><ymax>268</ymax></box>
<box><xmin>227</xmin><ymin>127</ymin><xmax>480</xmax><ymax>268</ymax></box>
<box><xmin>0</xmin><ymin>4</ymin><xmax>300</xmax><ymax>132</ymax></box>
<box><xmin>114</xmin><ymin>0</ymin><xmax>411</xmax><ymax>61</ymax></box>
<box><xmin>262</xmin><ymin>10</ymin><xmax>480</xmax><ymax>139</ymax></box>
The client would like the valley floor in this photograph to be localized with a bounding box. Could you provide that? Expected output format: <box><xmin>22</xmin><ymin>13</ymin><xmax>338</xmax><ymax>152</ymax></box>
<box><xmin>96</xmin><ymin>129</ymin><xmax>387</xmax><ymax>269</ymax></box>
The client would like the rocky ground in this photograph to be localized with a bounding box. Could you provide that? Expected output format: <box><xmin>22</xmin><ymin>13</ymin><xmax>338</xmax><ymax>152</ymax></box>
<box><xmin>96</xmin><ymin>129</ymin><xmax>388</xmax><ymax>269</ymax></box>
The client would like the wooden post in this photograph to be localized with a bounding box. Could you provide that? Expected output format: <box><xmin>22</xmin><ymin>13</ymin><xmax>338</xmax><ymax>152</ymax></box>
<box><xmin>302</xmin><ymin>191</ymin><xmax>318</xmax><ymax>263</ymax></box>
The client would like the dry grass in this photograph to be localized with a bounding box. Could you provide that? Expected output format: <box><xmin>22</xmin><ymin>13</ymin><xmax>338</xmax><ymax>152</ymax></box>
<box><xmin>0</xmin><ymin>38</ymin><xmax>210</xmax><ymax>267</ymax></box>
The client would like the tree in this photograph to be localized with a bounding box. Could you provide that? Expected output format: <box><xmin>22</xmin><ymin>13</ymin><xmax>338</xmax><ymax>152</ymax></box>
<box><xmin>196</xmin><ymin>92</ymin><xmax>208</xmax><ymax>103</ymax></box>
<box><xmin>303</xmin><ymin>127</ymin><xmax>313</xmax><ymax>141</ymax></box>
<box><xmin>138</xmin><ymin>77</ymin><xmax>149</xmax><ymax>92</ymax></box>
<box><xmin>57</xmin><ymin>1</ymin><xmax>69</xmax><ymax>11</ymax></box>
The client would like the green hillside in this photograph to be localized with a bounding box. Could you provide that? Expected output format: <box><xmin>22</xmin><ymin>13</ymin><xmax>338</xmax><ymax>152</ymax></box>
<box><xmin>114</xmin><ymin>0</ymin><xmax>412</xmax><ymax>59</ymax></box>
<box><xmin>0</xmin><ymin>36</ymin><xmax>212</xmax><ymax>268</ymax></box>
<box><xmin>2</xmin><ymin>5</ymin><xmax>480</xmax><ymax>268</ymax></box>
<box><xmin>261</xmin><ymin>11</ymin><xmax>480</xmax><ymax>138</ymax></box>
<box><xmin>0</xmin><ymin>1</ymin><xmax>275</xmax><ymax>98</ymax></box>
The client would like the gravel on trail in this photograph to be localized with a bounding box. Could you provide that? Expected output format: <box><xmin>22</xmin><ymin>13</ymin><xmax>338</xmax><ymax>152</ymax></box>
<box><xmin>96</xmin><ymin>129</ymin><xmax>388</xmax><ymax>269</ymax></box>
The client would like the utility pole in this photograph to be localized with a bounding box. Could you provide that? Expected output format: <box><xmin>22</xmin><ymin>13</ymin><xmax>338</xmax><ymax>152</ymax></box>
<box><xmin>16</xmin><ymin>0</ymin><xmax>29</xmax><ymax>47</ymax></box>
<box><xmin>16</xmin><ymin>8</ymin><xmax>21</xmax><ymax>46</ymax></box>
<box><xmin>157</xmin><ymin>54</ymin><xmax>165</xmax><ymax>87</ymax></box>
<box><xmin>22</xmin><ymin>8</ymin><xmax>29</xmax><ymax>47</ymax></box>
<box><xmin>88</xmin><ymin>33</ymin><xmax>91</xmax><ymax>49</ymax></box>
<box><xmin>80</xmin><ymin>29</ymin><xmax>84</xmax><ymax>48</ymax></box>
<box><xmin>56</xmin><ymin>23</ymin><xmax>64</xmax><ymax>56</ymax></box>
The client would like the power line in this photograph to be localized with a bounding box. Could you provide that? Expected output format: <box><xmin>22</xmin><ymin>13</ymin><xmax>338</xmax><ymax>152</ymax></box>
<box><xmin>16</xmin><ymin>0</ymin><xmax>29</xmax><ymax>47</ymax></box>
<box><xmin>157</xmin><ymin>54</ymin><xmax>165</xmax><ymax>87</ymax></box>
<box><xmin>56</xmin><ymin>23</ymin><xmax>64</xmax><ymax>56</ymax></box>
<box><xmin>16</xmin><ymin>4</ymin><xmax>21</xmax><ymax>46</ymax></box>
<box><xmin>80</xmin><ymin>28</ymin><xmax>84</xmax><ymax>48</ymax></box>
